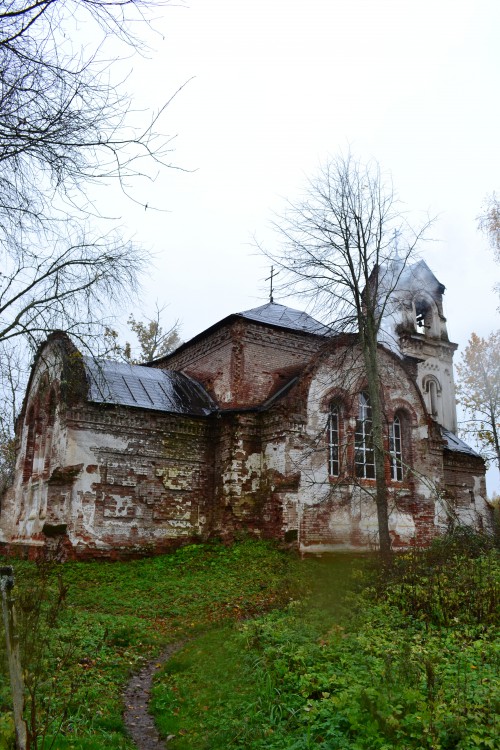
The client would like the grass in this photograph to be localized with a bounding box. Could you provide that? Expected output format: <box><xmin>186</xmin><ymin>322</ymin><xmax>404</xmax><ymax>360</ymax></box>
<box><xmin>0</xmin><ymin>539</ymin><xmax>305</xmax><ymax>749</ymax></box>
<box><xmin>0</xmin><ymin>534</ymin><xmax>498</xmax><ymax>749</ymax></box>
<box><xmin>150</xmin><ymin>540</ymin><xmax>500</xmax><ymax>750</ymax></box>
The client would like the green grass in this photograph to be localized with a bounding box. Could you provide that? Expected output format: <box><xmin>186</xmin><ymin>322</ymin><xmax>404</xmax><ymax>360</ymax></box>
<box><xmin>151</xmin><ymin>543</ymin><xmax>500</xmax><ymax>750</ymax></box>
<box><xmin>0</xmin><ymin>536</ymin><xmax>498</xmax><ymax>750</ymax></box>
<box><xmin>0</xmin><ymin>539</ymin><xmax>305</xmax><ymax>749</ymax></box>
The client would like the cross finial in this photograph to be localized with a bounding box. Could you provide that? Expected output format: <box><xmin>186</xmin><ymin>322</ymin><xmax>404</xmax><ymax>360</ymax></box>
<box><xmin>265</xmin><ymin>266</ymin><xmax>279</xmax><ymax>303</ymax></box>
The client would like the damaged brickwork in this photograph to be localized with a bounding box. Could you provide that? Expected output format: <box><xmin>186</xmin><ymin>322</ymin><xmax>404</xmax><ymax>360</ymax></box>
<box><xmin>0</xmin><ymin>270</ymin><xmax>492</xmax><ymax>558</ymax></box>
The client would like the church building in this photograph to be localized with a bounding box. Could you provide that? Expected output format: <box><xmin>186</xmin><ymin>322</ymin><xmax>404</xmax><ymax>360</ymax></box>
<box><xmin>0</xmin><ymin>261</ymin><xmax>490</xmax><ymax>558</ymax></box>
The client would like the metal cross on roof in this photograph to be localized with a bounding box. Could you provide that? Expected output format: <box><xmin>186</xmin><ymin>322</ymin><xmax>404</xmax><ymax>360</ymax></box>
<box><xmin>265</xmin><ymin>265</ymin><xmax>279</xmax><ymax>303</ymax></box>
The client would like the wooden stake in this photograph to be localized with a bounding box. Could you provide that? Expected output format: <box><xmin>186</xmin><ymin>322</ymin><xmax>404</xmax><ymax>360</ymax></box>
<box><xmin>1</xmin><ymin>566</ymin><xmax>27</xmax><ymax>750</ymax></box>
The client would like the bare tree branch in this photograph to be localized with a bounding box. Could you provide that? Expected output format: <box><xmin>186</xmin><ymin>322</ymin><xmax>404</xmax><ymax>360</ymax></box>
<box><xmin>263</xmin><ymin>152</ymin><xmax>433</xmax><ymax>554</ymax></box>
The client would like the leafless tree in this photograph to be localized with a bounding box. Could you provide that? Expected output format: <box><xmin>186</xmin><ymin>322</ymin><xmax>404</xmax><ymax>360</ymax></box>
<box><xmin>0</xmin><ymin>1</ymin><xmax>182</xmax><ymax>482</ymax></box>
<box><xmin>478</xmin><ymin>193</ymin><xmax>500</xmax><ymax>258</ymax></box>
<box><xmin>265</xmin><ymin>152</ymin><xmax>432</xmax><ymax>554</ymax></box>
<box><xmin>0</xmin><ymin>0</ymin><xmax>179</xmax><ymax>353</ymax></box>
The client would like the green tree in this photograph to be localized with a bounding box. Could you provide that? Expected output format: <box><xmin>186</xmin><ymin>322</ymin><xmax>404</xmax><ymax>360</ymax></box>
<box><xmin>265</xmin><ymin>152</ymin><xmax>431</xmax><ymax>554</ymax></box>
<box><xmin>456</xmin><ymin>331</ymin><xmax>500</xmax><ymax>478</ymax></box>
<box><xmin>105</xmin><ymin>306</ymin><xmax>181</xmax><ymax>364</ymax></box>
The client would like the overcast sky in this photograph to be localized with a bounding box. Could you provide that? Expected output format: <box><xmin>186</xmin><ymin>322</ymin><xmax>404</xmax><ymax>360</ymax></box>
<box><xmin>95</xmin><ymin>0</ymin><xmax>500</xmax><ymax>485</ymax></box>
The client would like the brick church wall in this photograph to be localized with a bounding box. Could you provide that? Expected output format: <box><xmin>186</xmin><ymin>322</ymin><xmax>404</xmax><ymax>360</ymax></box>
<box><xmin>157</xmin><ymin>318</ymin><xmax>325</xmax><ymax>407</ymax></box>
<box><xmin>1</xmin><ymin>316</ymin><xmax>490</xmax><ymax>559</ymax></box>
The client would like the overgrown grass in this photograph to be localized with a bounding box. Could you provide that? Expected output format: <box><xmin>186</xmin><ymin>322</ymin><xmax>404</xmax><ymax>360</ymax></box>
<box><xmin>0</xmin><ymin>539</ymin><xmax>304</xmax><ymax>749</ymax></box>
<box><xmin>0</xmin><ymin>535</ymin><xmax>498</xmax><ymax>749</ymax></box>
<box><xmin>152</xmin><ymin>538</ymin><xmax>499</xmax><ymax>749</ymax></box>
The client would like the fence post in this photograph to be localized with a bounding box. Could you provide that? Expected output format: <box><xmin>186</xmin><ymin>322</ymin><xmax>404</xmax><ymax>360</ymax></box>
<box><xmin>0</xmin><ymin>566</ymin><xmax>27</xmax><ymax>750</ymax></box>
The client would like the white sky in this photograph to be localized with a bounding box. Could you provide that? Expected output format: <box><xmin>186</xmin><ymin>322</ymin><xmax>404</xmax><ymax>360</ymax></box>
<box><xmin>93</xmin><ymin>0</ymin><xmax>500</xmax><ymax>486</ymax></box>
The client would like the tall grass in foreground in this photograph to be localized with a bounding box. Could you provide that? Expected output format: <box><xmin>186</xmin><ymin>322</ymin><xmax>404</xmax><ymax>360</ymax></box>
<box><xmin>152</xmin><ymin>534</ymin><xmax>499</xmax><ymax>749</ymax></box>
<box><xmin>0</xmin><ymin>540</ymin><xmax>303</xmax><ymax>749</ymax></box>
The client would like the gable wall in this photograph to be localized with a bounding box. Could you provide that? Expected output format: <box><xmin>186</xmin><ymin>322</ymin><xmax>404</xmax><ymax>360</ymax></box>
<box><xmin>154</xmin><ymin>324</ymin><xmax>235</xmax><ymax>404</ymax></box>
<box><xmin>255</xmin><ymin>344</ymin><xmax>481</xmax><ymax>551</ymax></box>
<box><xmin>158</xmin><ymin>319</ymin><xmax>326</xmax><ymax>407</ymax></box>
<box><xmin>60</xmin><ymin>406</ymin><xmax>215</xmax><ymax>556</ymax></box>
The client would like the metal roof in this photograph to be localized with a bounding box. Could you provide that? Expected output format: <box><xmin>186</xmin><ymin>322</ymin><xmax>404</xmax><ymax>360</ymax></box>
<box><xmin>83</xmin><ymin>358</ymin><xmax>216</xmax><ymax>416</ymax></box>
<box><xmin>237</xmin><ymin>302</ymin><xmax>332</xmax><ymax>336</ymax></box>
<box><xmin>441</xmin><ymin>428</ymin><xmax>481</xmax><ymax>457</ymax></box>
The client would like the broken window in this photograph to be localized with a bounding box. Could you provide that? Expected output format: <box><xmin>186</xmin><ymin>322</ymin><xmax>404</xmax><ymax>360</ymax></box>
<box><xmin>355</xmin><ymin>393</ymin><xmax>375</xmax><ymax>479</ymax></box>
<box><xmin>43</xmin><ymin>388</ymin><xmax>58</xmax><ymax>474</ymax></box>
<box><xmin>23</xmin><ymin>406</ymin><xmax>36</xmax><ymax>482</ymax></box>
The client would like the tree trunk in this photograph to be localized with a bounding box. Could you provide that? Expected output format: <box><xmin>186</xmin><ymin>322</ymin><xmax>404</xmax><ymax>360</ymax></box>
<box><xmin>362</xmin><ymin>326</ymin><xmax>391</xmax><ymax>555</ymax></box>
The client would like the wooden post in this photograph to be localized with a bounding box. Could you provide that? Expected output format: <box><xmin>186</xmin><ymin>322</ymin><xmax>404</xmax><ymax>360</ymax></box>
<box><xmin>1</xmin><ymin>566</ymin><xmax>27</xmax><ymax>750</ymax></box>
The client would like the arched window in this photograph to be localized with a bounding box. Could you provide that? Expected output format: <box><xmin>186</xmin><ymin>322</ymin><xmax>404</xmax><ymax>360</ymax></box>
<box><xmin>328</xmin><ymin>402</ymin><xmax>341</xmax><ymax>476</ymax></box>
<box><xmin>43</xmin><ymin>388</ymin><xmax>58</xmax><ymax>474</ymax></box>
<box><xmin>47</xmin><ymin>388</ymin><xmax>57</xmax><ymax>427</ymax></box>
<box><xmin>355</xmin><ymin>393</ymin><xmax>375</xmax><ymax>479</ymax></box>
<box><xmin>414</xmin><ymin>297</ymin><xmax>437</xmax><ymax>336</ymax></box>
<box><xmin>423</xmin><ymin>376</ymin><xmax>441</xmax><ymax>419</ymax></box>
<box><xmin>389</xmin><ymin>415</ymin><xmax>403</xmax><ymax>481</ymax></box>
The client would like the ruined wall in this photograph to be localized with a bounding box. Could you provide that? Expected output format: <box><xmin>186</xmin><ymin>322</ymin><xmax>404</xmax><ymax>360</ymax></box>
<box><xmin>443</xmin><ymin>451</ymin><xmax>491</xmax><ymax>531</ymax></box>
<box><xmin>156</xmin><ymin>324</ymin><xmax>235</xmax><ymax>404</ymax></box>
<box><xmin>1</xmin><ymin>339</ymin><xmax>71</xmax><ymax>549</ymax></box>
<box><xmin>2</xmin><ymin>324</ymin><xmax>490</xmax><ymax>560</ymax></box>
<box><xmin>261</xmin><ymin>344</ymin><xmax>448</xmax><ymax>552</ymax></box>
<box><xmin>6</xmin><ymin>401</ymin><xmax>215</xmax><ymax>558</ymax></box>
<box><xmin>158</xmin><ymin>319</ymin><xmax>325</xmax><ymax>407</ymax></box>
<box><xmin>225</xmin><ymin>323</ymin><xmax>324</xmax><ymax>407</ymax></box>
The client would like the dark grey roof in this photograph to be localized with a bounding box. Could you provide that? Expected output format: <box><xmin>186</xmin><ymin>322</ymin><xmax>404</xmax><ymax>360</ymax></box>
<box><xmin>237</xmin><ymin>302</ymin><xmax>332</xmax><ymax>336</ymax></box>
<box><xmin>441</xmin><ymin>428</ymin><xmax>481</xmax><ymax>457</ymax></box>
<box><xmin>83</xmin><ymin>358</ymin><xmax>215</xmax><ymax>416</ymax></box>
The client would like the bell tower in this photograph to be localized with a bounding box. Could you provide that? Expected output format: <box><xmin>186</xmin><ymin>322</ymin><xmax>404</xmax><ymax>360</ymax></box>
<box><xmin>393</xmin><ymin>260</ymin><xmax>458</xmax><ymax>432</ymax></box>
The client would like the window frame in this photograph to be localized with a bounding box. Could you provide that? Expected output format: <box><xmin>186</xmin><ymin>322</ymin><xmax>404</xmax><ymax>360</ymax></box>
<box><xmin>389</xmin><ymin>414</ymin><xmax>403</xmax><ymax>481</ymax></box>
<box><xmin>354</xmin><ymin>392</ymin><xmax>376</xmax><ymax>480</ymax></box>
<box><xmin>328</xmin><ymin>402</ymin><xmax>341</xmax><ymax>477</ymax></box>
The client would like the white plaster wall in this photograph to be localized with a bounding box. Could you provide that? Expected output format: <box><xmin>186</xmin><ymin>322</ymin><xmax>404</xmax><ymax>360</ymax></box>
<box><xmin>293</xmin><ymin>346</ymin><xmax>435</xmax><ymax>549</ymax></box>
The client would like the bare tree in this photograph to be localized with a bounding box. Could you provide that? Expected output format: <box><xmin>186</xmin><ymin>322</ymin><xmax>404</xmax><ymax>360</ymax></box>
<box><xmin>0</xmin><ymin>0</ymin><xmax>179</xmax><ymax>354</ymax></box>
<box><xmin>478</xmin><ymin>193</ymin><xmax>500</xmax><ymax>258</ymax></box>
<box><xmin>265</xmin><ymin>152</ymin><xmax>431</xmax><ymax>554</ymax></box>
<box><xmin>0</xmin><ymin>1</ymin><xmax>179</xmax><ymax>237</ymax></box>
<box><xmin>0</xmin><ymin>1</ymin><xmax>183</xmax><ymax>489</ymax></box>
<box><xmin>0</xmin><ymin>345</ymin><xmax>25</xmax><ymax>497</ymax></box>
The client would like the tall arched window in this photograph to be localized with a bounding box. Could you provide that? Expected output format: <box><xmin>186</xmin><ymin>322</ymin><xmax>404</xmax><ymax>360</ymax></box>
<box><xmin>43</xmin><ymin>388</ymin><xmax>58</xmax><ymax>474</ymax></box>
<box><xmin>355</xmin><ymin>393</ymin><xmax>375</xmax><ymax>479</ymax></box>
<box><xmin>328</xmin><ymin>402</ymin><xmax>341</xmax><ymax>476</ymax></box>
<box><xmin>389</xmin><ymin>415</ymin><xmax>403</xmax><ymax>481</ymax></box>
<box><xmin>423</xmin><ymin>376</ymin><xmax>441</xmax><ymax>419</ymax></box>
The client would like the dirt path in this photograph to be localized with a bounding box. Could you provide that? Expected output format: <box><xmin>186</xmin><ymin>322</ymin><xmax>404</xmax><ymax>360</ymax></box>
<box><xmin>123</xmin><ymin>642</ymin><xmax>184</xmax><ymax>750</ymax></box>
